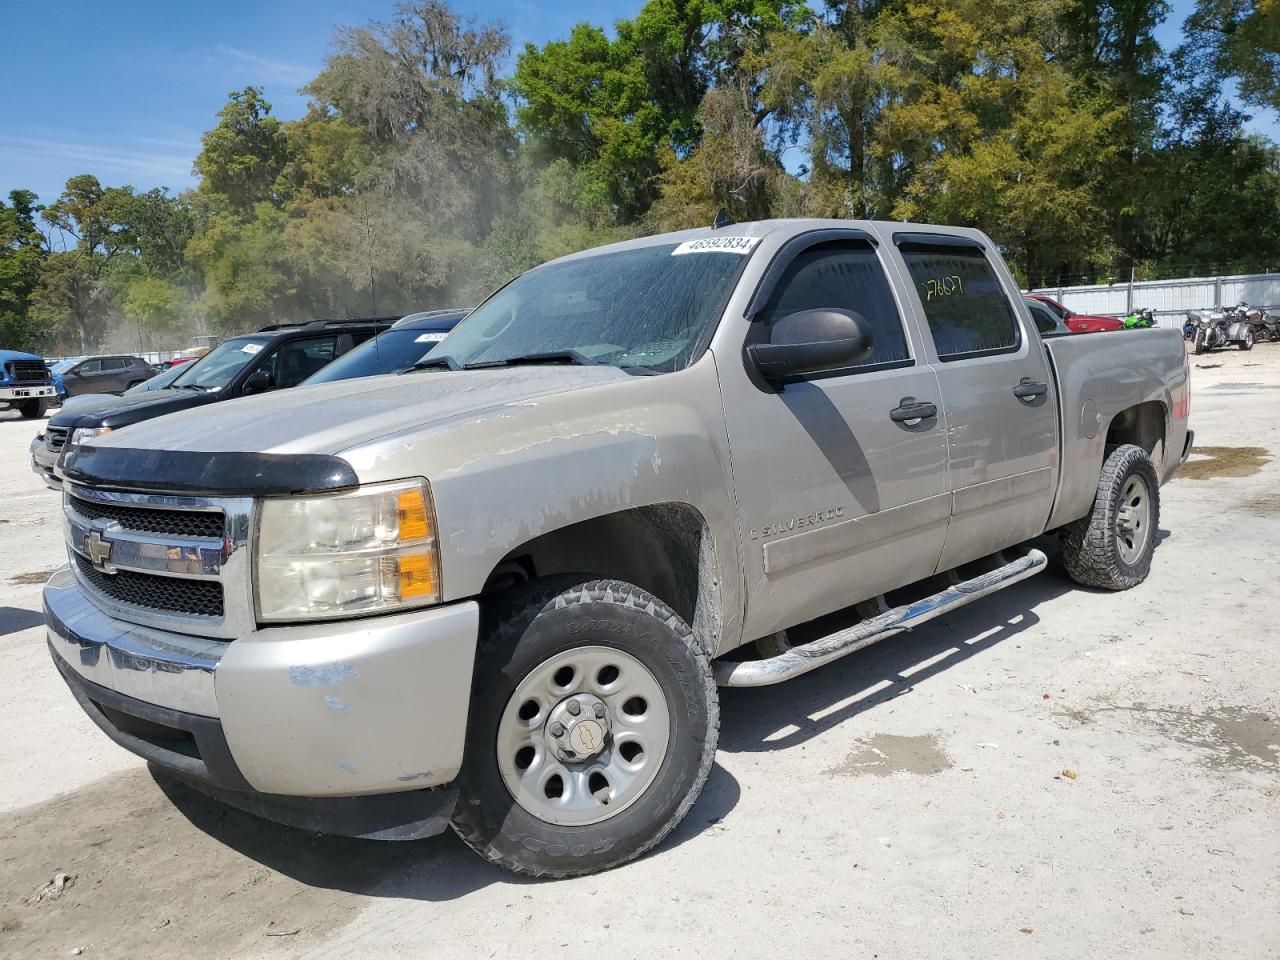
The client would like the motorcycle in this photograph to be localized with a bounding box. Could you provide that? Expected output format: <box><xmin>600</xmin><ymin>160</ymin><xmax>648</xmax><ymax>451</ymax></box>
<box><xmin>1242</xmin><ymin>302</ymin><xmax>1280</xmax><ymax>343</ymax></box>
<box><xmin>1123</xmin><ymin>307</ymin><xmax>1155</xmax><ymax>329</ymax></box>
<box><xmin>1189</xmin><ymin>305</ymin><xmax>1254</xmax><ymax>354</ymax></box>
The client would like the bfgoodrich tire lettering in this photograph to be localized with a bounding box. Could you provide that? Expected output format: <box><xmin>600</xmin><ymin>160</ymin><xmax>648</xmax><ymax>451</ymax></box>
<box><xmin>451</xmin><ymin>577</ymin><xmax>718</xmax><ymax>878</ymax></box>
<box><xmin>1059</xmin><ymin>443</ymin><xmax>1160</xmax><ymax>590</ymax></box>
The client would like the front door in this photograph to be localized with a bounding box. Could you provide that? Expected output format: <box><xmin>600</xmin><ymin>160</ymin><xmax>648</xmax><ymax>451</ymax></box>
<box><xmin>717</xmin><ymin>238</ymin><xmax>951</xmax><ymax>643</ymax></box>
<box><xmin>893</xmin><ymin>238</ymin><xmax>1059</xmax><ymax>570</ymax></box>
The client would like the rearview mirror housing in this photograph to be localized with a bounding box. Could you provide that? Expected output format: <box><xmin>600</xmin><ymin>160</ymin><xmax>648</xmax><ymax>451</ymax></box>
<box><xmin>747</xmin><ymin>308</ymin><xmax>874</xmax><ymax>381</ymax></box>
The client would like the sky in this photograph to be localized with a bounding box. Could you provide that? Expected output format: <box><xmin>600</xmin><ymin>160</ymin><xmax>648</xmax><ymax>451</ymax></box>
<box><xmin>1</xmin><ymin>0</ymin><xmax>1276</xmax><ymax>205</ymax></box>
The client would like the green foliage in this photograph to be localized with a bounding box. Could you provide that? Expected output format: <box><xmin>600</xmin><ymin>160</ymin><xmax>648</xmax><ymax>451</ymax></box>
<box><xmin>4</xmin><ymin>0</ymin><xmax>1278</xmax><ymax>353</ymax></box>
<box><xmin>0</xmin><ymin>190</ymin><xmax>48</xmax><ymax>351</ymax></box>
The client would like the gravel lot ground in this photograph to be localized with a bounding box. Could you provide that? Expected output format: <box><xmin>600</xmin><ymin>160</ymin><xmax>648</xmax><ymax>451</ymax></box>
<box><xmin>1</xmin><ymin>345</ymin><xmax>1277</xmax><ymax>960</ymax></box>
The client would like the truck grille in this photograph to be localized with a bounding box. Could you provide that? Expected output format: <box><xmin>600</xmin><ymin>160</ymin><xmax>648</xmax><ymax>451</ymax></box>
<box><xmin>69</xmin><ymin>492</ymin><xmax>224</xmax><ymax>539</ymax></box>
<box><xmin>73</xmin><ymin>553</ymin><xmax>224</xmax><ymax>618</ymax></box>
<box><xmin>6</xmin><ymin>360</ymin><xmax>48</xmax><ymax>382</ymax></box>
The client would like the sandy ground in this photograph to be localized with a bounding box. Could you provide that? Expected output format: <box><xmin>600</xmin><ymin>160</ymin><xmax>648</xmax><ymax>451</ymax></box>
<box><xmin>0</xmin><ymin>344</ymin><xmax>1277</xmax><ymax>960</ymax></box>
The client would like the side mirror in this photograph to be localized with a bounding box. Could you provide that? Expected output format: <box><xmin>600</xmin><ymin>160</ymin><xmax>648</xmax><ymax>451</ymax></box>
<box><xmin>747</xmin><ymin>308</ymin><xmax>874</xmax><ymax>381</ymax></box>
<box><xmin>242</xmin><ymin>370</ymin><xmax>274</xmax><ymax>395</ymax></box>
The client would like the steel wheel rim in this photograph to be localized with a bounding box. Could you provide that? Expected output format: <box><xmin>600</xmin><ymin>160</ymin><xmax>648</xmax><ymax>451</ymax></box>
<box><xmin>497</xmin><ymin>645</ymin><xmax>671</xmax><ymax>826</ymax></box>
<box><xmin>1115</xmin><ymin>474</ymin><xmax>1151</xmax><ymax>565</ymax></box>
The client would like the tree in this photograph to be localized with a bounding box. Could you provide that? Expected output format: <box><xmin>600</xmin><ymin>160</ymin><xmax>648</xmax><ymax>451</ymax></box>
<box><xmin>0</xmin><ymin>190</ymin><xmax>49</xmax><ymax>351</ymax></box>
<box><xmin>194</xmin><ymin>88</ymin><xmax>292</xmax><ymax>213</ymax></box>
<box><xmin>1184</xmin><ymin>0</ymin><xmax>1280</xmax><ymax>111</ymax></box>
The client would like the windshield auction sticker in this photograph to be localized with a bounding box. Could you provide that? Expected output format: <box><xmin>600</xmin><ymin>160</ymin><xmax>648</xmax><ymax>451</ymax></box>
<box><xmin>671</xmin><ymin>236</ymin><xmax>761</xmax><ymax>256</ymax></box>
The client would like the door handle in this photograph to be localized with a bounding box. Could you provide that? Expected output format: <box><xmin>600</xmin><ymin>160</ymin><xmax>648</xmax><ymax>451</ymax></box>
<box><xmin>890</xmin><ymin>400</ymin><xmax>938</xmax><ymax>423</ymax></box>
<box><xmin>1013</xmin><ymin>378</ymin><xmax>1048</xmax><ymax>399</ymax></box>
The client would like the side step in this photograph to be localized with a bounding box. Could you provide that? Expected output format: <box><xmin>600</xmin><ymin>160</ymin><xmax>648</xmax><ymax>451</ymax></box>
<box><xmin>714</xmin><ymin>548</ymin><xmax>1048</xmax><ymax>687</ymax></box>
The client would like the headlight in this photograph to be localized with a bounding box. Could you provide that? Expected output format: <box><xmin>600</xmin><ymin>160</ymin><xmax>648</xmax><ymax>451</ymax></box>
<box><xmin>70</xmin><ymin>426</ymin><xmax>111</xmax><ymax>446</ymax></box>
<box><xmin>254</xmin><ymin>479</ymin><xmax>441</xmax><ymax>622</ymax></box>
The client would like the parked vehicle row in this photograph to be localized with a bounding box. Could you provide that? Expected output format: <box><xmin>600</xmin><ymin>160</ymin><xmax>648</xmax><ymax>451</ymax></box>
<box><xmin>30</xmin><ymin>311</ymin><xmax>466</xmax><ymax>488</ymax></box>
<box><xmin>39</xmin><ymin>218</ymin><xmax>1192</xmax><ymax>878</ymax></box>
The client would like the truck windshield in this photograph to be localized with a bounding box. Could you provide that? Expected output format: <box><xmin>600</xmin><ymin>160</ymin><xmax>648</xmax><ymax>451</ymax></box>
<box><xmin>422</xmin><ymin>241</ymin><xmax>751</xmax><ymax>374</ymax></box>
<box><xmin>171</xmin><ymin>337</ymin><xmax>270</xmax><ymax>391</ymax></box>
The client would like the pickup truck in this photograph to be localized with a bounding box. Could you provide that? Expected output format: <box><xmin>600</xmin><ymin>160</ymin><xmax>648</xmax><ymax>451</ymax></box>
<box><xmin>44</xmin><ymin>219</ymin><xmax>1191</xmax><ymax>879</ymax></box>
<box><xmin>0</xmin><ymin>348</ymin><xmax>57</xmax><ymax>418</ymax></box>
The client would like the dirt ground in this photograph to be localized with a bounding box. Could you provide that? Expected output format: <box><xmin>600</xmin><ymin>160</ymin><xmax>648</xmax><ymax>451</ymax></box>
<box><xmin>1</xmin><ymin>343</ymin><xmax>1277</xmax><ymax>960</ymax></box>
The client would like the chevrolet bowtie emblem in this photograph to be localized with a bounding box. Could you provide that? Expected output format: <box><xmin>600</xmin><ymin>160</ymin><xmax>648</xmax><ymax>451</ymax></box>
<box><xmin>84</xmin><ymin>530</ymin><xmax>113</xmax><ymax>570</ymax></box>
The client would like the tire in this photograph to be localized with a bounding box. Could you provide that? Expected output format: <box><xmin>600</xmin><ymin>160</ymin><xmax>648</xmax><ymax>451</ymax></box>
<box><xmin>1193</xmin><ymin>330</ymin><xmax>1206</xmax><ymax>354</ymax></box>
<box><xmin>451</xmin><ymin>577</ymin><xmax>718</xmax><ymax>878</ymax></box>
<box><xmin>1059</xmin><ymin>444</ymin><xmax>1160</xmax><ymax>590</ymax></box>
<box><xmin>1240</xmin><ymin>331</ymin><xmax>1254</xmax><ymax>351</ymax></box>
<box><xmin>17</xmin><ymin>398</ymin><xmax>48</xmax><ymax>419</ymax></box>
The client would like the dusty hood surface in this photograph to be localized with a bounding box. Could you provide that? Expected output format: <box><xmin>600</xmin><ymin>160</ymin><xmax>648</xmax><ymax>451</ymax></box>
<box><xmin>87</xmin><ymin>366</ymin><xmax>633</xmax><ymax>457</ymax></box>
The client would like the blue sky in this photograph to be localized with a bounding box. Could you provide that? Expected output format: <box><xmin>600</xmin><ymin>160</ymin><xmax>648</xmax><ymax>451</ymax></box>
<box><xmin>1</xmin><ymin>0</ymin><xmax>1275</xmax><ymax>204</ymax></box>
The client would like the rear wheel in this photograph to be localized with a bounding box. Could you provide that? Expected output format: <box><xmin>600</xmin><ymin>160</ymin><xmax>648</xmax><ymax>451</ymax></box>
<box><xmin>17</xmin><ymin>398</ymin><xmax>47</xmax><ymax>419</ymax></box>
<box><xmin>1059</xmin><ymin>444</ymin><xmax>1160</xmax><ymax>590</ymax></box>
<box><xmin>1240</xmin><ymin>330</ymin><xmax>1254</xmax><ymax>351</ymax></box>
<box><xmin>451</xmin><ymin>577</ymin><xmax>718</xmax><ymax>878</ymax></box>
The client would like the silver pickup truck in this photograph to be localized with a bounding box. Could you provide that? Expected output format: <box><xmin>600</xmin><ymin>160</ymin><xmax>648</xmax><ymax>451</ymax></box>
<box><xmin>45</xmin><ymin>219</ymin><xmax>1191</xmax><ymax>878</ymax></box>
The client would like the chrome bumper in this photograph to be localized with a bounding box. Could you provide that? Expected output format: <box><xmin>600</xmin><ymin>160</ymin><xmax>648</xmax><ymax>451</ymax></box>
<box><xmin>45</xmin><ymin>567</ymin><xmax>480</xmax><ymax>797</ymax></box>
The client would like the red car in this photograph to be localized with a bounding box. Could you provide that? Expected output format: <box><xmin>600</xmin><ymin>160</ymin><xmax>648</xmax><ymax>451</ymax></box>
<box><xmin>1026</xmin><ymin>295</ymin><xmax>1123</xmax><ymax>333</ymax></box>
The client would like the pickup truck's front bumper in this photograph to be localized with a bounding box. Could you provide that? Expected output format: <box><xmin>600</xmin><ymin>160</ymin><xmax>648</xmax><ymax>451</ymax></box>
<box><xmin>44</xmin><ymin>566</ymin><xmax>480</xmax><ymax>839</ymax></box>
<box><xmin>0</xmin><ymin>383</ymin><xmax>55</xmax><ymax>406</ymax></box>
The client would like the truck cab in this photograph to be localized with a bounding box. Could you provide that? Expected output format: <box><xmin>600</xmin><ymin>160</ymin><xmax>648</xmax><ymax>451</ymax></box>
<box><xmin>43</xmin><ymin>220</ymin><xmax>1190</xmax><ymax>879</ymax></box>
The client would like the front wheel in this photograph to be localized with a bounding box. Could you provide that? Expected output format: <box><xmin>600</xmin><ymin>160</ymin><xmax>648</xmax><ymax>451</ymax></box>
<box><xmin>1059</xmin><ymin>444</ymin><xmax>1160</xmax><ymax>590</ymax></box>
<box><xmin>1193</xmin><ymin>330</ymin><xmax>1206</xmax><ymax>354</ymax></box>
<box><xmin>17</xmin><ymin>398</ymin><xmax>48</xmax><ymax>419</ymax></box>
<box><xmin>1240</xmin><ymin>330</ymin><xmax>1254</xmax><ymax>351</ymax></box>
<box><xmin>451</xmin><ymin>577</ymin><xmax>718</xmax><ymax>878</ymax></box>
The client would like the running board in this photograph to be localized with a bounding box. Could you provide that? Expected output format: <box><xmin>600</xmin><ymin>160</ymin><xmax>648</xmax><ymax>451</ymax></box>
<box><xmin>715</xmin><ymin>548</ymin><xmax>1048</xmax><ymax>687</ymax></box>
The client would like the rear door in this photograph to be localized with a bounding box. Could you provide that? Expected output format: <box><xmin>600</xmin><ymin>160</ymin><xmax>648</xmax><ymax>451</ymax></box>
<box><xmin>890</xmin><ymin>234</ymin><xmax>1058</xmax><ymax>570</ymax></box>
<box><xmin>718</xmin><ymin>235</ymin><xmax>951</xmax><ymax>641</ymax></box>
<box><xmin>100</xmin><ymin>357</ymin><xmax>129</xmax><ymax>393</ymax></box>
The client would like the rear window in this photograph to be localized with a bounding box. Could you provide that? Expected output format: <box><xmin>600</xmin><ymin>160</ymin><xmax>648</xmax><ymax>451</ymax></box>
<box><xmin>900</xmin><ymin>246</ymin><xmax>1019</xmax><ymax>360</ymax></box>
<box><xmin>757</xmin><ymin>241</ymin><xmax>909</xmax><ymax>369</ymax></box>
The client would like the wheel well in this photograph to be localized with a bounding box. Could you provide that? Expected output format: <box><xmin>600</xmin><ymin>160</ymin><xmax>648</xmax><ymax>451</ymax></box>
<box><xmin>482</xmin><ymin>504</ymin><xmax>723</xmax><ymax>655</ymax></box>
<box><xmin>1105</xmin><ymin>401</ymin><xmax>1165</xmax><ymax>456</ymax></box>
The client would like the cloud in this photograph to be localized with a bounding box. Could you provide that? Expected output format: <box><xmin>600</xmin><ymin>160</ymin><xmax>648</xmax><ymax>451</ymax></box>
<box><xmin>0</xmin><ymin>134</ymin><xmax>196</xmax><ymax>188</ymax></box>
<box><xmin>214</xmin><ymin>45</ymin><xmax>316</xmax><ymax>87</ymax></box>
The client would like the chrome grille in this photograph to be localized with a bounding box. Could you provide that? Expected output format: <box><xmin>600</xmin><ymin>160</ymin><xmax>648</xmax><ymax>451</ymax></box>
<box><xmin>6</xmin><ymin>360</ymin><xmax>48</xmax><ymax>382</ymax></box>
<box><xmin>72</xmin><ymin>553</ymin><xmax>224</xmax><ymax>617</ymax></box>
<box><xmin>69</xmin><ymin>491</ymin><xmax>224</xmax><ymax>539</ymax></box>
<box><xmin>63</xmin><ymin>482</ymin><xmax>254</xmax><ymax>640</ymax></box>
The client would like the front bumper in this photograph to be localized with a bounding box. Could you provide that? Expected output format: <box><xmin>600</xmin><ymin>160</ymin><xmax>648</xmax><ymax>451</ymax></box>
<box><xmin>0</xmin><ymin>383</ymin><xmax>56</xmax><ymax>405</ymax></box>
<box><xmin>45</xmin><ymin>567</ymin><xmax>480</xmax><ymax>834</ymax></box>
<box><xmin>30</xmin><ymin>434</ymin><xmax>61</xmax><ymax>489</ymax></box>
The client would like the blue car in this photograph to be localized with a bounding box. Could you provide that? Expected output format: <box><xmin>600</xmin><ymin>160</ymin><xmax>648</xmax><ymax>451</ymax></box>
<box><xmin>0</xmin><ymin>349</ymin><xmax>57</xmax><ymax>418</ymax></box>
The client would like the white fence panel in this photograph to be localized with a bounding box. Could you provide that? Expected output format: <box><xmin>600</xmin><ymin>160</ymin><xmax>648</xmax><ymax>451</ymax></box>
<box><xmin>1029</xmin><ymin>272</ymin><xmax>1280</xmax><ymax>329</ymax></box>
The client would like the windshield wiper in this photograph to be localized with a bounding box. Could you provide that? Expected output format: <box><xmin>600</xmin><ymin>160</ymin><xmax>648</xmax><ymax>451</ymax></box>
<box><xmin>462</xmin><ymin>350</ymin><xmax>599</xmax><ymax>370</ymax></box>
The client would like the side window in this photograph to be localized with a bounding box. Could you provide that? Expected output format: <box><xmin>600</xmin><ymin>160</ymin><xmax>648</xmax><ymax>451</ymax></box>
<box><xmin>265</xmin><ymin>336</ymin><xmax>340</xmax><ymax>389</ymax></box>
<box><xmin>102</xmin><ymin>357</ymin><xmax>127</xmax><ymax>371</ymax></box>
<box><xmin>899</xmin><ymin>245</ymin><xmax>1019</xmax><ymax>360</ymax></box>
<box><xmin>77</xmin><ymin>359</ymin><xmax>101</xmax><ymax>374</ymax></box>
<box><xmin>1026</xmin><ymin>300</ymin><xmax>1061</xmax><ymax>336</ymax></box>
<box><xmin>757</xmin><ymin>241</ymin><xmax>909</xmax><ymax>369</ymax></box>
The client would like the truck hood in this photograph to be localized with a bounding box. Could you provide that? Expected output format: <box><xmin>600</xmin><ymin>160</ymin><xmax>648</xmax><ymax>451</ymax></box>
<box><xmin>49</xmin><ymin>388</ymin><xmax>218</xmax><ymax>430</ymax></box>
<box><xmin>90</xmin><ymin>366</ymin><xmax>633</xmax><ymax>456</ymax></box>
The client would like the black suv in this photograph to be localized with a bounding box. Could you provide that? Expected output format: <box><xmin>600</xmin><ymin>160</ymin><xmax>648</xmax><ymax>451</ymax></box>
<box><xmin>53</xmin><ymin>355</ymin><xmax>153</xmax><ymax>398</ymax></box>
<box><xmin>32</xmin><ymin>318</ymin><xmax>394</xmax><ymax>488</ymax></box>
